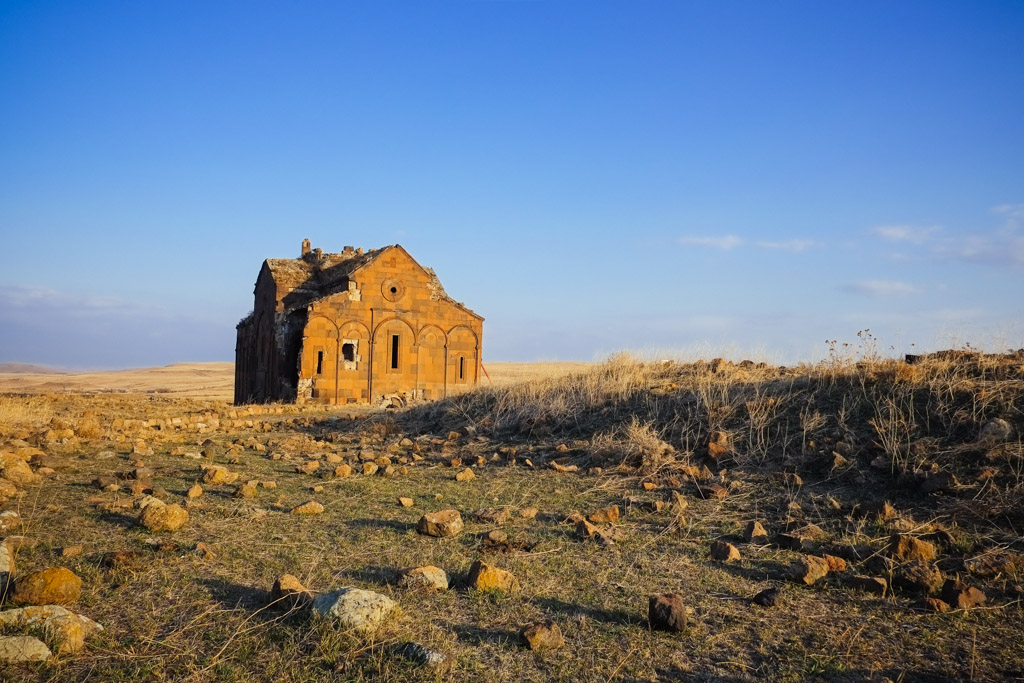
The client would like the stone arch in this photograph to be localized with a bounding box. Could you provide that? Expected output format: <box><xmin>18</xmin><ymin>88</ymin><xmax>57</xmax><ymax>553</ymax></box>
<box><xmin>446</xmin><ymin>324</ymin><xmax>479</xmax><ymax>347</ymax></box>
<box><xmin>416</xmin><ymin>324</ymin><xmax>447</xmax><ymax>347</ymax></box>
<box><xmin>339</xmin><ymin>319</ymin><xmax>370</xmax><ymax>339</ymax></box>
<box><xmin>372</xmin><ymin>317</ymin><xmax>417</xmax><ymax>343</ymax></box>
<box><xmin>447</xmin><ymin>325</ymin><xmax>479</xmax><ymax>389</ymax></box>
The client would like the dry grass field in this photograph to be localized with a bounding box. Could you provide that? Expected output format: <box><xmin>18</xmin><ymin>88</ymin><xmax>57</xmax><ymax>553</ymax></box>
<box><xmin>0</xmin><ymin>361</ymin><xmax>590</xmax><ymax>400</ymax></box>
<box><xmin>1</xmin><ymin>350</ymin><xmax>1023</xmax><ymax>682</ymax></box>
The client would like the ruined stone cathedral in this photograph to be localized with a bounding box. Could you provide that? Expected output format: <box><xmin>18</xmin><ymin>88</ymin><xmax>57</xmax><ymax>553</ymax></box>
<box><xmin>235</xmin><ymin>240</ymin><xmax>483</xmax><ymax>405</ymax></box>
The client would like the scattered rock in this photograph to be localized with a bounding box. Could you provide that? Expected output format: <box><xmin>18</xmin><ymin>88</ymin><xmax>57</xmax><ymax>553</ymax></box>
<box><xmin>235</xmin><ymin>483</ymin><xmax>258</xmax><ymax>499</ymax></box>
<box><xmin>0</xmin><ymin>477</ymin><xmax>19</xmax><ymax>502</ymax></box>
<box><xmin>889</xmin><ymin>534</ymin><xmax>937</xmax><ymax>562</ymax></box>
<box><xmin>139</xmin><ymin>502</ymin><xmax>189</xmax><ymax>531</ymax></box>
<box><xmin>587</xmin><ymin>506</ymin><xmax>620</xmax><ymax>524</ymax></box>
<box><xmin>941</xmin><ymin>579</ymin><xmax>987</xmax><ymax>610</ymax></box>
<box><xmin>194</xmin><ymin>542</ymin><xmax>216</xmax><ymax>560</ymax></box>
<box><xmin>335</xmin><ymin>464</ymin><xmax>353</xmax><ymax>477</ymax></box>
<box><xmin>11</xmin><ymin>567</ymin><xmax>82</xmax><ymax>605</ymax></box>
<box><xmin>102</xmin><ymin>551</ymin><xmax>143</xmax><ymax>571</ymax></box>
<box><xmin>519</xmin><ymin>507</ymin><xmax>539</xmax><ymax>520</ymax></box>
<box><xmin>893</xmin><ymin>561</ymin><xmax>944</xmax><ymax>595</ymax></box>
<box><xmin>0</xmin><ymin>544</ymin><xmax>12</xmax><ymax>597</ymax></box>
<box><xmin>710</xmin><ymin>541</ymin><xmax>740</xmax><ymax>563</ymax></box>
<box><xmin>776</xmin><ymin>533</ymin><xmax>810</xmax><ymax>551</ymax></box>
<box><xmin>519</xmin><ymin>620</ymin><xmax>564</xmax><ymax>650</ymax></box>
<box><xmin>483</xmin><ymin>529</ymin><xmax>508</xmax><ymax>544</ymax></box>
<box><xmin>398</xmin><ymin>497</ymin><xmax>414</xmax><ymax>508</ymax></box>
<box><xmin>398</xmin><ymin>566</ymin><xmax>449</xmax><ymax>591</ymax></box>
<box><xmin>455</xmin><ymin>467</ymin><xmax>475</xmax><ymax>482</ymax></box>
<box><xmin>474</xmin><ymin>507</ymin><xmax>512</xmax><ymax>524</ymax></box>
<box><xmin>417</xmin><ymin>510</ymin><xmax>464</xmax><ymax>538</ymax></box>
<box><xmin>60</xmin><ymin>545</ymin><xmax>83</xmax><ymax>558</ymax></box>
<box><xmin>856</xmin><ymin>500</ymin><xmax>896</xmax><ymax>522</ymax></box>
<box><xmin>0</xmin><ymin>455</ymin><xmax>37</xmax><ymax>487</ymax></box>
<box><xmin>919</xmin><ymin>471</ymin><xmax>958</xmax><ymax>494</ymax></box>
<box><xmin>362</xmin><ymin>462</ymin><xmax>379</xmax><ymax>476</ymax></box>
<box><xmin>964</xmin><ymin>552</ymin><xmax>1024</xmax><ymax>577</ymax></box>
<box><xmin>698</xmin><ymin>483</ymin><xmax>728</xmax><ymax>500</ymax></box>
<box><xmin>186</xmin><ymin>484</ymin><xmax>203</xmax><ymax>499</ymax></box>
<box><xmin>297</xmin><ymin>460</ymin><xmax>320</xmax><ymax>475</ymax></box>
<box><xmin>272</xmin><ymin>574</ymin><xmax>313</xmax><ymax>608</ymax></box>
<box><xmin>0</xmin><ymin>635</ymin><xmax>51</xmax><ymax>662</ymax></box>
<box><xmin>978</xmin><ymin>418</ymin><xmax>1013</xmax><ymax>445</ymax></box>
<box><xmin>93</xmin><ymin>475</ymin><xmax>119</xmax><ymax>491</ymax></box>
<box><xmin>290</xmin><ymin>501</ymin><xmax>324</xmax><ymax>515</ymax></box>
<box><xmin>0</xmin><ymin>511</ymin><xmax>21</xmax><ymax>534</ymax></box>
<box><xmin>576</xmin><ymin>519</ymin><xmax>600</xmax><ymax>539</ymax></box>
<box><xmin>823</xmin><ymin>555</ymin><xmax>847</xmax><ymax>573</ymax></box>
<box><xmin>202</xmin><ymin>465</ymin><xmax>238</xmax><ymax>485</ymax></box>
<box><xmin>312</xmin><ymin>587</ymin><xmax>397</xmax><ymax>630</ymax></box>
<box><xmin>466</xmin><ymin>560</ymin><xmax>520</xmax><ymax>592</ymax></box>
<box><xmin>393</xmin><ymin>641</ymin><xmax>450</xmax><ymax>669</ymax></box>
<box><xmin>846</xmin><ymin>575</ymin><xmax>887</xmax><ymax>596</ymax></box>
<box><xmin>752</xmin><ymin>587</ymin><xmax>780</xmax><ymax>607</ymax></box>
<box><xmin>744</xmin><ymin>521</ymin><xmax>769</xmax><ymax>544</ymax></box>
<box><xmin>924</xmin><ymin>597</ymin><xmax>951</xmax><ymax>612</ymax></box>
<box><xmin>0</xmin><ymin>604</ymin><xmax>103</xmax><ymax>653</ymax></box>
<box><xmin>648</xmin><ymin>593</ymin><xmax>687</xmax><ymax>632</ymax></box>
<box><xmin>790</xmin><ymin>555</ymin><xmax>830</xmax><ymax>586</ymax></box>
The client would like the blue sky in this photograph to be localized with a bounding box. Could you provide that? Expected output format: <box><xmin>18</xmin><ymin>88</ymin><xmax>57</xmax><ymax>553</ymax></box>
<box><xmin>1</xmin><ymin>1</ymin><xmax>1022</xmax><ymax>368</ymax></box>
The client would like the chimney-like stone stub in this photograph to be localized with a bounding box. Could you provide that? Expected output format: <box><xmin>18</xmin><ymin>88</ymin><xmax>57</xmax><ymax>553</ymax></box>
<box><xmin>343</xmin><ymin>245</ymin><xmax>354</xmax><ymax>255</ymax></box>
<box><xmin>301</xmin><ymin>238</ymin><xmax>311</xmax><ymax>256</ymax></box>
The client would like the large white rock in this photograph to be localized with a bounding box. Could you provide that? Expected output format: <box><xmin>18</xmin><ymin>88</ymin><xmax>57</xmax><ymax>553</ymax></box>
<box><xmin>312</xmin><ymin>588</ymin><xmax>397</xmax><ymax>631</ymax></box>
<box><xmin>0</xmin><ymin>635</ymin><xmax>52</xmax><ymax>662</ymax></box>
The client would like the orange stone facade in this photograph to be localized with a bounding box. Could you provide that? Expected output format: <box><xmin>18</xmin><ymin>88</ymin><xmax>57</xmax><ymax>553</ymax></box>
<box><xmin>235</xmin><ymin>242</ymin><xmax>483</xmax><ymax>405</ymax></box>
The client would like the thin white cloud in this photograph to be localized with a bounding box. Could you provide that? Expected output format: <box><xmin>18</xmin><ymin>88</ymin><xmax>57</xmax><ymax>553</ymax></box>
<box><xmin>755</xmin><ymin>239</ymin><xmax>819</xmax><ymax>252</ymax></box>
<box><xmin>0</xmin><ymin>285</ymin><xmax>140</xmax><ymax>316</ymax></box>
<box><xmin>934</xmin><ymin>232</ymin><xmax>1024</xmax><ymax>267</ymax></box>
<box><xmin>992</xmin><ymin>203</ymin><xmax>1024</xmax><ymax>227</ymax></box>
<box><xmin>679</xmin><ymin>235</ymin><xmax>743</xmax><ymax>250</ymax></box>
<box><xmin>841</xmin><ymin>280</ymin><xmax>923</xmax><ymax>297</ymax></box>
<box><xmin>871</xmin><ymin>225</ymin><xmax>940</xmax><ymax>244</ymax></box>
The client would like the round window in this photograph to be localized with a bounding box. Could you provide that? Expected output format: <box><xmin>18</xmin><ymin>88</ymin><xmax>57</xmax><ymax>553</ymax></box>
<box><xmin>381</xmin><ymin>279</ymin><xmax>405</xmax><ymax>302</ymax></box>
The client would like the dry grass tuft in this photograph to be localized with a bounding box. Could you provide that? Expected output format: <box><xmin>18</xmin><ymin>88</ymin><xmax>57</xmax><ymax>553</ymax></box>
<box><xmin>0</xmin><ymin>395</ymin><xmax>54</xmax><ymax>429</ymax></box>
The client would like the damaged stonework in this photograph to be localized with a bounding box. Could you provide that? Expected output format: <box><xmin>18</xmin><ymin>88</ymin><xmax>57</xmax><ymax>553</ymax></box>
<box><xmin>341</xmin><ymin>339</ymin><xmax>361</xmax><ymax>370</ymax></box>
<box><xmin>235</xmin><ymin>241</ymin><xmax>483</xmax><ymax>405</ymax></box>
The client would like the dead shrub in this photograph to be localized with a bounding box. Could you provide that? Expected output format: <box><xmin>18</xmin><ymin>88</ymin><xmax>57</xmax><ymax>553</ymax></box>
<box><xmin>592</xmin><ymin>418</ymin><xmax>678</xmax><ymax>472</ymax></box>
<box><xmin>0</xmin><ymin>396</ymin><xmax>54</xmax><ymax>429</ymax></box>
<box><xmin>75</xmin><ymin>416</ymin><xmax>104</xmax><ymax>439</ymax></box>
